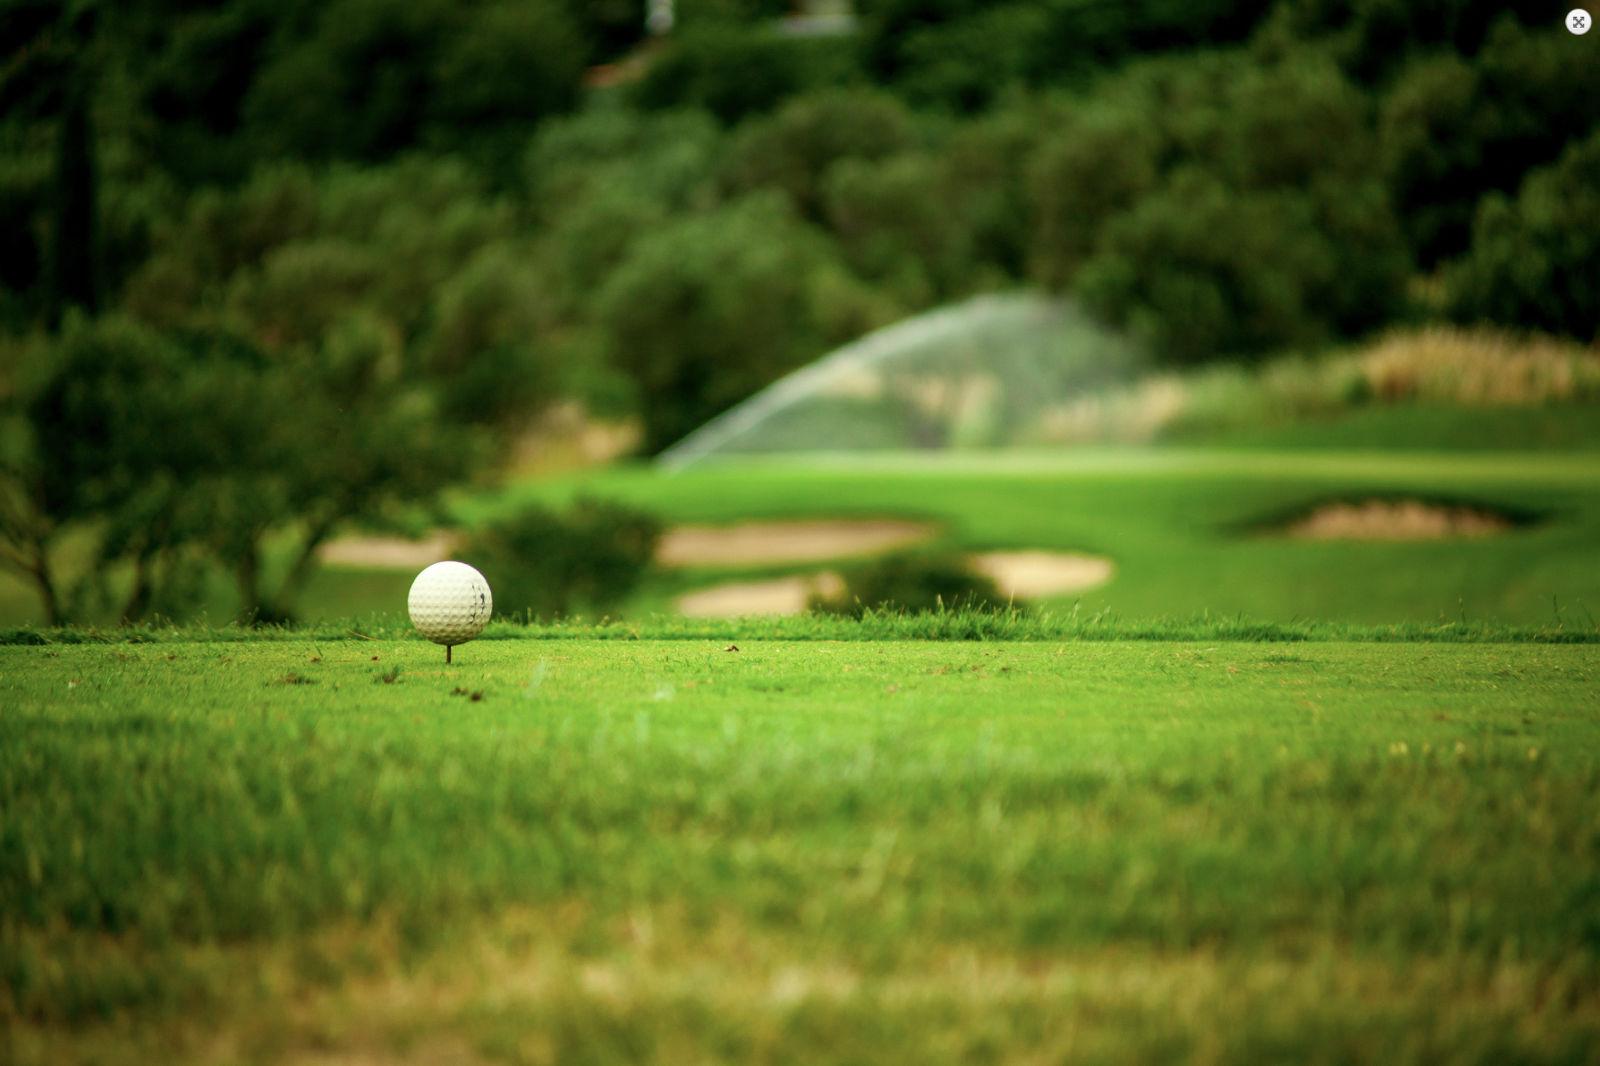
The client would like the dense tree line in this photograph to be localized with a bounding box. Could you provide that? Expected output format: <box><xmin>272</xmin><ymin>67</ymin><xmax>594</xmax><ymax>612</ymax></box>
<box><xmin>1</xmin><ymin>0</ymin><xmax>1595</xmax><ymax>622</ymax></box>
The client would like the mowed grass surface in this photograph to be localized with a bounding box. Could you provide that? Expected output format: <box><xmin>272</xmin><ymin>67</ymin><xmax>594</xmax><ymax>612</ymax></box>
<box><xmin>3</xmin><ymin>448</ymin><xmax>1598</xmax><ymax>628</ymax></box>
<box><xmin>489</xmin><ymin>450</ymin><xmax>1600</xmax><ymax>625</ymax></box>
<box><xmin>4</xmin><ymin>636</ymin><xmax>1599</xmax><ymax>1063</ymax></box>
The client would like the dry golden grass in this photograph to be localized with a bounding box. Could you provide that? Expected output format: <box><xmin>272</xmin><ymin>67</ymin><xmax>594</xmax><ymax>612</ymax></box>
<box><xmin>12</xmin><ymin>905</ymin><xmax>1599</xmax><ymax>1066</ymax></box>
<box><xmin>1357</xmin><ymin>327</ymin><xmax>1600</xmax><ymax>406</ymax></box>
<box><xmin>1030</xmin><ymin>327</ymin><xmax>1600</xmax><ymax>445</ymax></box>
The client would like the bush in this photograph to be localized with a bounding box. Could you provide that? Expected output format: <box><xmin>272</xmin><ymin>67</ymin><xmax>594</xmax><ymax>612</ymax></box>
<box><xmin>1035</xmin><ymin>54</ymin><xmax>1410</xmax><ymax>361</ymax></box>
<box><xmin>937</xmin><ymin>103</ymin><xmax>1045</xmax><ymax>279</ymax></box>
<box><xmin>886</xmin><ymin>3</ymin><xmax>1050</xmax><ymax>112</ymax></box>
<box><xmin>1446</xmin><ymin>129</ymin><xmax>1600</xmax><ymax>341</ymax></box>
<box><xmin>1072</xmin><ymin>174</ymin><xmax>1347</xmax><ymax>361</ymax></box>
<box><xmin>125</xmin><ymin>158</ymin><xmax>551</xmax><ymax>417</ymax></box>
<box><xmin>462</xmin><ymin>499</ymin><xmax>661</xmax><ymax>620</ymax></box>
<box><xmin>810</xmin><ymin>551</ymin><xmax>1005</xmax><ymax>616</ymax></box>
<box><xmin>596</xmin><ymin>192</ymin><xmax>886</xmax><ymax>452</ymax></box>
<box><xmin>525</xmin><ymin>109</ymin><xmax>723</xmax><ymax>219</ymax></box>
<box><xmin>860</xmin><ymin>0</ymin><xmax>1274</xmax><ymax>104</ymax></box>
<box><xmin>1027</xmin><ymin>104</ymin><xmax>1160</xmax><ymax>287</ymax></box>
<box><xmin>633</xmin><ymin>23</ymin><xmax>861</xmax><ymax>125</ymax></box>
<box><xmin>242</xmin><ymin>0</ymin><xmax>585</xmax><ymax>166</ymax></box>
<box><xmin>524</xmin><ymin>110</ymin><xmax>722</xmax><ymax>317</ymax></box>
<box><xmin>718</xmin><ymin>90</ymin><xmax>915</xmax><ymax>222</ymax></box>
<box><xmin>1380</xmin><ymin>22</ymin><xmax>1600</xmax><ymax>266</ymax></box>
<box><xmin>822</xmin><ymin>153</ymin><xmax>980</xmax><ymax>305</ymax></box>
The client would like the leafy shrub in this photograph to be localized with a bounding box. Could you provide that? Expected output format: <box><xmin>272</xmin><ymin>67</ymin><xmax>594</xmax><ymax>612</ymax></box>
<box><xmin>462</xmin><ymin>499</ymin><xmax>661</xmax><ymax>620</ymax></box>
<box><xmin>886</xmin><ymin>3</ymin><xmax>1050</xmax><ymax>112</ymax></box>
<box><xmin>124</xmin><ymin>158</ymin><xmax>556</xmax><ymax>423</ymax></box>
<box><xmin>1039</xmin><ymin>54</ymin><xmax>1410</xmax><ymax>361</ymax></box>
<box><xmin>860</xmin><ymin>0</ymin><xmax>1274</xmax><ymax>104</ymax></box>
<box><xmin>633</xmin><ymin>23</ymin><xmax>861</xmax><ymax>125</ymax></box>
<box><xmin>937</xmin><ymin>103</ymin><xmax>1046</xmax><ymax>279</ymax></box>
<box><xmin>810</xmin><ymin>551</ymin><xmax>1005</xmax><ymax>616</ymax></box>
<box><xmin>596</xmin><ymin>192</ymin><xmax>888</xmax><ymax>452</ymax></box>
<box><xmin>1446</xmin><ymin>129</ymin><xmax>1600</xmax><ymax>342</ymax></box>
<box><xmin>718</xmin><ymin>90</ymin><xmax>915</xmax><ymax>222</ymax></box>
<box><xmin>525</xmin><ymin>109</ymin><xmax>723</xmax><ymax>219</ymax></box>
<box><xmin>1380</xmin><ymin>22</ymin><xmax>1600</xmax><ymax>265</ymax></box>
<box><xmin>1027</xmin><ymin>105</ymin><xmax>1161</xmax><ymax>287</ymax></box>
<box><xmin>822</xmin><ymin>153</ymin><xmax>980</xmax><ymax>305</ymax></box>
<box><xmin>1072</xmin><ymin>175</ymin><xmax>1336</xmax><ymax>361</ymax></box>
<box><xmin>242</xmin><ymin>0</ymin><xmax>585</xmax><ymax>166</ymax></box>
<box><xmin>524</xmin><ymin>110</ymin><xmax>721</xmax><ymax>316</ymax></box>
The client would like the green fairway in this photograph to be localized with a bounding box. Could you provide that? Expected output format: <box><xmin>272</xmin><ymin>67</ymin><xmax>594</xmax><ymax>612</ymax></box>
<box><xmin>487</xmin><ymin>449</ymin><xmax>1600</xmax><ymax>626</ymax></box>
<box><xmin>4</xmin><ymin>448</ymin><xmax>1597</xmax><ymax>630</ymax></box>
<box><xmin>5</xmin><ymin>634</ymin><xmax>1598</xmax><ymax>1063</ymax></box>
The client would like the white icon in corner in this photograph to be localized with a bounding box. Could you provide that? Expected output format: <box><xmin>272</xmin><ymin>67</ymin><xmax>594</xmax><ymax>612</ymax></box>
<box><xmin>1570</xmin><ymin>9</ymin><xmax>1593</xmax><ymax>34</ymax></box>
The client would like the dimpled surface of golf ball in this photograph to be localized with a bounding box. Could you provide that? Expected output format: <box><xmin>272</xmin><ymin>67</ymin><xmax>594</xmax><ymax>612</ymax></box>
<box><xmin>408</xmin><ymin>561</ymin><xmax>492</xmax><ymax>645</ymax></box>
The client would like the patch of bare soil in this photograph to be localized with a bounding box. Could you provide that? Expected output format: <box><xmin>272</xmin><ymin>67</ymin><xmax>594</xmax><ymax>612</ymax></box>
<box><xmin>657</xmin><ymin>520</ymin><xmax>936</xmax><ymax>568</ymax></box>
<box><xmin>676</xmin><ymin>573</ymin><xmax>846</xmax><ymax>618</ymax></box>
<box><xmin>1285</xmin><ymin>500</ymin><xmax>1511</xmax><ymax>540</ymax></box>
<box><xmin>969</xmin><ymin>551</ymin><xmax>1115</xmax><ymax>598</ymax></box>
<box><xmin>317</xmin><ymin>532</ymin><xmax>460</xmax><ymax>569</ymax></box>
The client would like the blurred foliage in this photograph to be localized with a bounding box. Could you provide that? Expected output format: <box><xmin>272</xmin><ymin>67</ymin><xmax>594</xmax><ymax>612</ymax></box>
<box><xmin>633</xmin><ymin>22</ymin><xmax>862</xmax><ymax>124</ymax></box>
<box><xmin>718</xmin><ymin>89</ymin><xmax>916</xmax><ymax>221</ymax></box>
<box><xmin>1037</xmin><ymin>54</ymin><xmax>1411</xmax><ymax>360</ymax></box>
<box><xmin>461</xmin><ymin>498</ymin><xmax>661</xmax><ymax>620</ymax></box>
<box><xmin>810</xmin><ymin>551</ymin><xmax>1006</xmax><ymax>616</ymax></box>
<box><xmin>0</xmin><ymin>316</ymin><xmax>473</xmax><ymax>625</ymax></box>
<box><xmin>599</xmin><ymin>192</ymin><xmax>894</xmax><ymax>452</ymax></box>
<box><xmin>1446</xmin><ymin>131</ymin><xmax>1600</xmax><ymax>341</ymax></box>
<box><xmin>1378</xmin><ymin>21</ymin><xmax>1600</xmax><ymax>266</ymax></box>
<box><xmin>1</xmin><ymin>0</ymin><xmax>1596</xmax><ymax>624</ymax></box>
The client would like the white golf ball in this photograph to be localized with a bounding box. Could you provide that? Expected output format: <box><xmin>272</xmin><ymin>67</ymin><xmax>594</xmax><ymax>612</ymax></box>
<box><xmin>408</xmin><ymin>561</ymin><xmax>492</xmax><ymax>646</ymax></box>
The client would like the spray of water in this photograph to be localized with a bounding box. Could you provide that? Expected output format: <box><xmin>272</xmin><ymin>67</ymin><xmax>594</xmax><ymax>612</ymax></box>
<box><xmin>657</xmin><ymin>292</ymin><xmax>1145</xmax><ymax>469</ymax></box>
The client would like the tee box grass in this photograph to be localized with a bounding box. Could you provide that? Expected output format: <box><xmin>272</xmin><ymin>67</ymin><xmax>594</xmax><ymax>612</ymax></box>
<box><xmin>4</xmin><ymin>631</ymin><xmax>1599</xmax><ymax>1063</ymax></box>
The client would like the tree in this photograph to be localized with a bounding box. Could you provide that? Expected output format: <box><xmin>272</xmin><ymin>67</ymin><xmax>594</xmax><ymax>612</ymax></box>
<box><xmin>597</xmin><ymin>194</ymin><xmax>885</xmax><ymax>452</ymax></box>
<box><xmin>1446</xmin><ymin>130</ymin><xmax>1600</xmax><ymax>341</ymax></box>
<box><xmin>633</xmin><ymin>22</ymin><xmax>858</xmax><ymax>125</ymax></box>
<box><xmin>1380</xmin><ymin>22</ymin><xmax>1600</xmax><ymax>266</ymax></box>
<box><xmin>242</xmin><ymin>0</ymin><xmax>584</xmax><ymax>172</ymax></box>
<box><xmin>1027</xmin><ymin>105</ymin><xmax>1161</xmax><ymax>287</ymax></box>
<box><xmin>112</xmin><ymin>159</ymin><xmax>553</xmax><ymax>620</ymax></box>
<box><xmin>0</xmin><ymin>0</ymin><xmax>104</xmax><ymax>327</ymax></box>
<box><xmin>1027</xmin><ymin>50</ymin><xmax>1409</xmax><ymax>361</ymax></box>
<box><xmin>823</xmin><ymin>152</ymin><xmax>980</xmax><ymax>306</ymax></box>
<box><xmin>1073</xmin><ymin>170</ymin><xmax>1405</xmax><ymax>362</ymax></box>
<box><xmin>0</xmin><ymin>318</ymin><xmax>218</xmax><ymax>625</ymax></box>
<box><xmin>718</xmin><ymin>90</ymin><xmax>915</xmax><ymax>222</ymax></box>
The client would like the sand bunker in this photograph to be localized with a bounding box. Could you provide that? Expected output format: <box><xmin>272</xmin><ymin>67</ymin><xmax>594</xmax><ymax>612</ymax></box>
<box><xmin>317</xmin><ymin>531</ymin><xmax>460</xmax><ymax>569</ymax></box>
<box><xmin>1285</xmin><ymin>499</ymin><xmax>1511</xmax><ymax>541</ymax></box>
<box><xmin>675</xmin><ymin>550</ymin><xmax>1113</xmax><ymax>616</ymax></box>
<box><xmin>657</xmin><ymin>519</ymin><xmax>935</xmax><ymax>568</ymax></box>
<box><xmin>969</xmin><ymin>551</ymin><xmax>1115</xmax><ymax>599</ymax></box>
<box><xmin>676</xmin><ymin>573</ymin><xmax>846</xmax><ymax>618</ymax></box>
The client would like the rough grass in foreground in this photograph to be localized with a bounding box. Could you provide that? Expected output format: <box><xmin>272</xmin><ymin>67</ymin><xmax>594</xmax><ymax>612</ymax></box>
<box><xmin>3</xmin><ymin>638</ymin><xmax>1598</xmax><ymax>1063</ymax></box>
